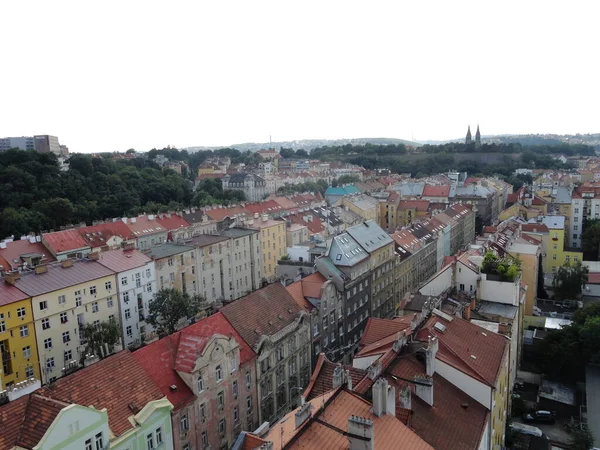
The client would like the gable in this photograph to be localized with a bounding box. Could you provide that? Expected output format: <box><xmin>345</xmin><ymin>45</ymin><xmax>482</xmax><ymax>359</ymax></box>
<box><xmin>37</xmin><ymin>405</ymin><xmax>108</xmax><ymax>450</ymax></box>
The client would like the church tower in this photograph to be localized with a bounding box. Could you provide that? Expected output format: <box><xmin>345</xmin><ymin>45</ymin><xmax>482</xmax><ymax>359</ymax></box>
<box><xmin>465</xmin><ymin>126</ymin><xmax>472</xmax><ymax>145</ymax></box>
<box><xmin>475</xmin><ymin>125</ymin><xmax>481</xmax><ymax>149</ymax></box>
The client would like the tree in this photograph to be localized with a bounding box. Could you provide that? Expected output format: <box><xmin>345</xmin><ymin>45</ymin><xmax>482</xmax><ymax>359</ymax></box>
<box><xmin>552</xmin><ymin>261</ymin><xmax>589</xmax><ymax>300</ymax></box>
<box><xmin>295</xmin><ymin>149</ymin><xmax>309</xmax><ymax>158</ymax></box>
<box><xmin>568</xmin><ymin>428</ymin><xmax>594</xmax><ymax>450</ymax></box>
<box><xmin>582</xmin><ymin>219</ymin><xmax>600</xmax><ymax>260</ymax></box>
<box><xmin>81</xmin><ymin>320</ymin><xmax>121</xmax><ymax>360</ymax></box>
<box><xmin>279</xmin><ymin>147</ymin><xmax>295</xmax><ymax>158</ymax></box>
<box><xmin>147</xmin><ymin>288</ymin><xmax>201</xmax><ymax>336</ymax></box>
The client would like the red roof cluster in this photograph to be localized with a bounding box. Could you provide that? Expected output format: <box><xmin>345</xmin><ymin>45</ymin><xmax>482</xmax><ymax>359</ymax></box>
<box><xmin>422</xmin><ymin>185</ymin><xmax>451</xmax><ymax>198</ymax></box>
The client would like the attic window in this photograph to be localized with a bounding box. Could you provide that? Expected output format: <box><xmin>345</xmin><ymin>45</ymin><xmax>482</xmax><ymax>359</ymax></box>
<box><xmin>336</xmin><ymin>254</ymin><xmax>342</xmax><ymax>261</ymax></box>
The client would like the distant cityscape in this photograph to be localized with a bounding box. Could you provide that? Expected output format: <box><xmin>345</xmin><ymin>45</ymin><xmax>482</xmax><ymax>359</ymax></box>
<box><xmin>1</xmin><ymin>130</ymin><xmax>600</xmax><ymax>450</ymax></box>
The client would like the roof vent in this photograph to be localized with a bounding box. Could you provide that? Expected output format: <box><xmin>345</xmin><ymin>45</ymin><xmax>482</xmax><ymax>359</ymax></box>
<box><xmin>268</xmin><ymin>320</ymin><xmax>274</xmax><ymax>326</ymax></box>
<box><xmin>470</xmin><ymin>355</ymin><xmax>477</xmax><ymax>360</ymax></box>
<box><xmin>433</xmin><ymin>322</ymin><xmax>446</xmax><ymax>333</ymax></box>
<box><xmin>461</xmin><ymin>402</ymin><xmax>469</xmax><ymax>409</ymax></box>
<box><xmin>169</xmin><ymin>385</ymin><xmax>177</xmax><ymax>391</ymax></box>
<box><xmin>128</xmin><ymin>402</ymin><xmax>140</xmax><ymax>414</ymax></box>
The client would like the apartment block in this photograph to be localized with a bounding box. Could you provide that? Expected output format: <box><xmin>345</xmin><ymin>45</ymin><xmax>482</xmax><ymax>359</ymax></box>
<box><xmin>122</xmin><ymin>215</ymin><xmax>168</xmax><ymax>250</ymax></box>
<box><xmin>148</xmin><ymin>243</ymin><xmax>197</xmax><ymax>296</ymax></box>
<box><xmin>0</xmin><ymin>282</ymin><xmax>41</xmax><ymax>390</ymax></box>
<box><xmin>249</xmin><ymin>216</ymin><xmax>287</xmax><ymax>283</ymax></box>
<box><xmin>6</xmin><ymin>260</ymin><xmax>118</xmax><ymax>384</ymax></box>
<box><xmin>134</xmin><ymin>312</ymin><xmax>258</xmax><ymax>450</ymax></box>
<box><xmin>221</xmin><ymin>227</ymin><xmax>264</xmax><ymax>295</ymax></box>
<box><xmin>221</xmin><ymin>284</ymin><xmax>311</xmax><ymax>424</ymax></box>
<box><xmin>96</xmin><ymin>248</ymin><xmax>157</xmax><ymax>349</ymax></box>
<box><xmin>189</xmin><ymin>235</ymin><xmax>232</xmax><ymax>303</ymax></box>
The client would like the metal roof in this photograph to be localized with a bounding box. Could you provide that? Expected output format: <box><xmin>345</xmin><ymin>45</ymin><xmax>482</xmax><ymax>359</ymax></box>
<box><xmin>346</xmin><ymin>220</ymin><xmax>394</xmax><ymax>254</ymax></box>
<box><xmin>146</xmin><ymin>243</ymin><xmax>194</xmax><ymax>260</ymax></box>
<box><xmin>328</xmin><ymin>233</ymin><xmax>368</xmax><ymax>267</ymax></box>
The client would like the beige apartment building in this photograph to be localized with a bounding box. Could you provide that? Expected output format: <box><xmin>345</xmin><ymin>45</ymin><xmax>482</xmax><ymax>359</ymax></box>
<box><xmin>249</xmin><ymin>216</ymin><xmax>286</xmax><ymax>283</ymax></box>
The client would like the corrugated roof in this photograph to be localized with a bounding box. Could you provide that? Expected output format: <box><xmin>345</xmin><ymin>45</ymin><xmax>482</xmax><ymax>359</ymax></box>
<box><xmin>0</xmin><ymin>280</ymin><xmax>29</xmax><ymax>307</ymax></box>
<box><xmin>12</xmin><ymin>260</ymin><xmax>115</xmax><ymax>297</ymax></box>
<box><xmin>43</xmin><ymin>229</ymin><xmax>89</xmax><ymax>253</ymax></box>
<box><xmin>146</xmin><ymin>243</ymin><xmax>194</xmax><ymax>260</ymax></box>
<box><xmin>155</xmin><ymin>214</ymin><xmax>191</xmax><ymax>231</ymax></box>
<box><xmin>0</xmin><ymin>238</ymin><xmax>56</xmax><ymax>271</ymax></box>
<box><xmin>96</xmin><ymin>248</ymin><xmax>151</xmax><ymax>273</ymax></box>
<box><xmin>123</xmin><ymin>215</ymin><xmax>167</xmax><ymax>236</ymax></box>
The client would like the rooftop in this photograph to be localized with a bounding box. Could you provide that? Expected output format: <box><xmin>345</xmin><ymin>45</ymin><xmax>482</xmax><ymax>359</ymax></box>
<box><xmin>42</xmin><ymin>229</ymin><xmax>89</xmax><ymax>253</ymax></box>
<box><xmin>0</xmin><ymin>237</ymin><xmax>56</xmax><ymax>271</ymax></box>
<box><xmin>78</xmin><ymin>221</ymin><xmax>135</xmax><ymax>248</ymax></box>
<box><xmin>154</xmin><ymin>213</ymin><xmax>191</xmax><ymax>231</ymax></box>
<box><xmin>286</xmin><ymin>272</ymin><xmax>327</xmax><ymax>311</ymax></box>
<box><xmin>220</xmin><ymin>227</ymin><xmax>259</xmax><ymax>238</ymax></box>
<box><xmin>416</xmin><ymin>314</ymin><xmax>508</xmax><ymax>387</ymax></box>
<box><xmin>346</xmin><ymin>220</ymin><xmax>394</xmax><ymax>254</ymax></box>
<box><xmin>0</xmin><ymin>280</ymin><xmax>29</xmax><ymax>307</ymax></box>
<box><xmin>122</xmin><ymin>215</ymin><xmax>167</xmax><ymax>237</ymax></box>
<box><xmin>10</xmin><ymin>260</ymin><xmax>115</xmax><ymax>297</ymax></box>
<box><xmin>146</xmin><ymin>242</ymin><xmax>194</xmax><ymax>260</ymax></box>
<box><xmin>422</xmin><ymin>185</ymin><xmax>451</xmax><ymax>197</ymax></box>
<box><xmin>221</xmin><ymin>283</ymin><xmax>304</xmax><ymax>350</ymax></box>
<box><xmin>187</xmin><ymin>234</ymin><xmax>229</xmax><ymax>247</ymax></box>
<box><xmin>248</xmin><ymin>218</ymin><xmax>285</xmax><ymax>229</ymax></box>
<box><xmin>96</xmin><ymin>248</ymin><xmax>151</xmax><ymax>273</ymax></box>
<box><xmin>327</xmin><ymin>233</ymin><xmax>368</xmax><ymax>267</ymax></box>
<box><xmin>39</xmin><ymin>351</ymin><xmax>165</xmax><ymax>437</ymax></box>
<box><xmin>302</xmin><ymin>353</ymin><xmax>366</xmax><ymax>401</ymax></box>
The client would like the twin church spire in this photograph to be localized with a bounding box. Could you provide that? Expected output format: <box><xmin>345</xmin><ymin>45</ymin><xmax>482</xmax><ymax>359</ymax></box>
<box><xmin>465</xmin><ymin>125</ymin><xmax>481</xmax><ymax>148</ymax></box>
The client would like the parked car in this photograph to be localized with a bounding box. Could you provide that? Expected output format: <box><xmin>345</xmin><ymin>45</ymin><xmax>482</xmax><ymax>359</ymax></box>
<box><xmin>522</xmin><ymin>410</ymin><xmax>556</xmax><ymax>424</ymax></box>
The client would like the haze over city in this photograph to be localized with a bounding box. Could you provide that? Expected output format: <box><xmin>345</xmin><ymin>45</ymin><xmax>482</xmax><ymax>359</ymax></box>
<box><xmin>2</xmin><ymin>0</ymin><xmax>599</xmax><ymax>153</ymax></box>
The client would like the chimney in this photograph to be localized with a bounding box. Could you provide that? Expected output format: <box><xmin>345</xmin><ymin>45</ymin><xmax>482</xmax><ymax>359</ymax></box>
<box><xmin>413</xmin><ymin>374</ymin><xmax>434</xmax><ymax>406</ymax></box>
<box><xmin>262</xmin><ymin>214</ymin><xmax>268</xmax><ymax>222</ymax></box>
<box><xmin>367</xmin><ymin>361</ymin><xmax>382</xmax><ymax>380</ymax></box>
<box><xmin>425</xmin><ymin>337</ymin><xmax>438</xmax><ymax>376</ymax></box>
<box><xmin>36</xmin><ymin>264</ymin><xmax>49</xmax><ymax>274</ymax></box>
<box><xmin>88</xmin><ymin>252</ymin><xmax>100</xmax><ymax>261</ymax></box>
<box><xmin>371</xmin><ymin>378</ymin><xmax>395</xmax><ymax>418</ymax></box>
<box><xmin>5</xmin><ymin>272</ymin><xmax>21</xmax><ymax>285</ymax></box>
<box><xmin>61</xmin><ymin>259</ymin><xmax>73</xmax><ymax>269</ymax></box>
<box><xmin>345</xmin><ymin>369</ymin><xmax>353</xmax><ymax>391</ymax></box>
<box><xmin>332</xmin><ymin>364</ymin><xmax>343</xmax><ymax>389</ymax></box>
<box><xmin>254</xmin><ymin>212</ymin><xmax>259</xmax><ymax>219</ymax></box>
<box><xmin>410</xmin><ymin>313</ymin><xmax>420</xmax><ymax>331</ymax></box>
<box><xmin>398</xmin><ymin>384</ymin><xmax>411</xmax><ymax>410</ymax></box>
<box><xmin>463</xmin><ymin>305</ymin><xmax>471</xmax><ymax>320</ymax></box>
<box><xmin>392</xmin><ymin>331</ymin><xmax>408</xmax><ymax>353</ymax></box>
<box><xmin>294</xmin><ymin>402</ymin><xmax>312</xmax><ymax>429</ymax></box>
<box><xmin>347</xmin><ymin>416</ymin><xmax>374</xmax><ymax>450</ymax></box>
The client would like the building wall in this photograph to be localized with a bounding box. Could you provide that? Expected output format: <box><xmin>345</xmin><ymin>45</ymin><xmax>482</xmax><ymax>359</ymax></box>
<box><xmin>491</xmin><ymin>352</ymin><xmax>509</xmax><ymax>450</ymax></box>
<box><xmin>137</xmin><ymin>230</ymin><xmax>169</xmax><ymax>251</ymax></box>
<box><xmin>369</xmin><ymin>243</ymin><xmax>395</xmax><ymax>319</ymax></box>
<box><xmin>478</xmin><ymin>276</ymin><xmax>520</xmax><ymax>306</ymax></box>
<box><xmin>571</xmin><ymin>198</ymin><xmax>584</xmax><ymax>248</ymax></box>
<box><xmin>176</xmin><ymin>336</ymin><xmax>258</xmax><ymax>450</ymax></box>
<box><xmin>115</xmin><ymin>262</ymin><xmax>157</xmax><ymax>349</ymax></box>
<box><xmin>419</xmin><ymin>265</ymin><xmax>453</xmax><ymax>297</ymax></box>
<box><xmin>0</xmin><ymin>297</ymin><xmax>41</xmax><ymax>389</ymax></box>
<box><xmin>37</xmin><ymin>405</ymin><xmax>109</xmax><ymax>450</ymax></box>
<box><xmin>227</xmin><ymin>232</ymin><xmax>263</xmax><ymax>298</ymax></box>
<box><xmin>196</xmin><ymin>241</ymin><xmax>231</xmax><ymax>303</ymax></box>
<box><xmin>255</xmin><ymin>221</ymin><xmax>286</xmax><ymax>282</ymax></box>
<box><xmin>155</xmin><ymin>249</ymin><xmax>198</xmax><ymax>297</ymax></box>
<box><xmin>31</xmin><ymin>273</ymin><xmax>118</xmax><ymax>383</ymax></box>
<box><xmin>110</xmin><ymin>400</ymin><xmax>174</xmax><ymax>450</ymax></box>
<box><xmin>435</xmin><ymin>359</ymin><xmax>491</xmax><ymax>408</ymax></box>
<box><xmin>256</xmin><ymin>318</ymin><xmax>311</xmax><ymax>424</ymax></box>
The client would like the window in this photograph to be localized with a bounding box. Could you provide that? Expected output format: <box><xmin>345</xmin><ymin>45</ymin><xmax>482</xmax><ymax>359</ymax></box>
<box><xmin>219</xmin><ymin>418</ymin><xmax>226</xmax><ymax>435</ymax></box>
<box><xmin>20</xmin><ymin>325</ymin><xmax>28</xmax><ymax>337</ymax></box>
<box><xmin>147</xmin><ymin>283</ymin><xmax>153</xmax><ymax>293</ymax></box>
<box><xmin>125</xmin><ymin>309</ymin><xmax>131</xmax><ymax>320</ymax></box>
<box><xmin>121</xmin><ymin>276</ymin><xmax>128</xmax><ymax>286</ymax></box>
<box><xmin>90</xmin><ymin>286</ymin><xmax>97</xmax><ymax>295</ymax></box>
<box><xmin>574</xmin><ymin>225</ymin><xmax>579</xmax><ymax>231</ymax></box>
<box><xmin>23</xmin><ymin>346</ymin><xmax>31</xmax><ymax>358</ymax></box>
<box><xmin>233</xmin><ymin>380</ymin><xmax>239</xmax><ymax>398</ymax></box>
<box><xmin>46</xmin><ymin>357</ymin><xmax>55</xmax><ymax>369</ymax></box>
<box><xmin>105</xmin><ymin>281</ymin><xmax>112</xmax><ymax>290</ymax></box>
<box><xmin>146</xmin><ymin>268</ymin><xmax>151</xmax><ymax>278</ymax></box>
<box><xmin>197</xmin><ymin>374</ymin><xmax>204</xmax><ymax>392</ymax></box>
<box><xmin>123</xmin><ymin>291</ymin><xmax>130</xmax><ymax>302</ymax></box>
<box><xmin>234</xmin><ymin>406</ymin><xmax>239</xmax><ymax>423</ymax></box>
<box><xmin>216</xmin><ymin>365</ymin><xmax>223</xmax><ymax>382</ymax></box>
<box><xmin>146</xmin><ymin>433</ymin><xmax>154</xmax><ymax>450</ymax></box>
<box><xmin>200</xmin><ymin>402</ymin><xmax>206</xmax><ymax>421</ymax></box>
<box><xmin>201</xmin><ymin>431</ymin><xmax>208</xmax><ymax>447</ymax></box>
<box><xmin>0</xmin><ymin>313</ymin><xmax>5</xmax><ymax>333</ymax></box>
<box><xmin>44</xmin><ymin>337</ymin><xmax>52</xmax><ymax>349</ymax></box>
<box><xmin>75</xmin><ymin>290</ymin><xmax>82</xmax><ymax>307</ymax></box>
<box><xmin>126</xmin><ymin>326</ymin><xmax>132</xmax><ymax>336</ymax></box>
<box><xmin>93</xmin><ymin>319</ymin><xmax>100</xmax><ymax>329</ymax></box>
<box><xmin>313</xmin><ymin>324</ymin><xmax>319</xmax><ymax>337</ymax></box>
<box><xmin>247</xmin><ymin>396</ymin><xmax>252</xmax><ymax>412</ymax></box>
<box><xmin>92</xmin><ymin>302</ymin><xmax>99</xmax><ymax>313</ymax></box>
<box><xmin>58</xmin><ymin>295</ymin><xmax>66</xmax><ymax>305</ymax></box>
<box><xmin>155</xmin><ymin>427</ymin><xmax>162</xmax><ymax>445</ymax></box>
<box><xmin>25</xmin><ymin>366</ymin><xmax>34</xmax><ymax>377</ymax></box>
<box><xmin>64</xmin><ymin>350</ymin><xmax>72</xmax><ymax>361</ymax></box>
<box><xmin>63</xmin><ymin>331</ymin><xmax>71</xmax><ymax>343</ymax></box>
<box><xmin>553</xmin><ymin>254</ymin><xmax>557</xmax><ymax>260</ymax></box>
<box><xmin>42</xmin><ymin>318</ymin><xmax>50</xmax><ymax>330</ymax></box>
<box><xmin>135</xmin><ymin>273</ymin><xmax>141</xmax><ymax>287</ymax></box>
<box><xmin>277</xmin><ymin>346</ymin><xmax>284</xmax><ymax>361</ymax></box>
<box><xmin>18</xmin><ymin>306</ymin><xmax>27</xmax><ymax>317</ymax></box>
<box><xmin>85</xmin><ymin>439</ymin><xmax>93</xmax><ymax>450</ymax></box>
<box><xmin>180</xmin><ymin>415</ymin><xmax>189</xmax><ymax>432</ymax></box>
<box><xmin>95</xmin><ymin>432</ymin><xmax>104</xmax><ymax>450</ymax></box>
<box><xmin>246</xmin><ymin>372</ymin><xmax>251</xmax><ymax>389</ymax></box>
<box><xmin>218</xmin><ymin>391</ymin><xmax>225</xmax><ymax>409</ymax></box>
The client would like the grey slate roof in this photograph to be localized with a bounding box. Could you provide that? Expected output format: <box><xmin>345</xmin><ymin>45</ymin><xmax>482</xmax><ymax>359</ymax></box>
<box><xmin>327</xmin><ymin>233</ymin><xmax>368</xmax><ymax>267</ymax></box>
<box><xmin>12</xmin><ymin>260</ymin><xmax>115</xmax><ymax>297</ymax></box>
<box><xmin>346</xmin><ymin>220</ymin><xmax>394</xmax><ymax>254</ymax></box>
<box><xmin>220</xmin><ymin>228</ymin><xmax>259</xmax><ymax>238</ymax></box>
<box><xmin>187</xmin><ymin>234</ymin><xmax>230</xmax><ymax>247</ymax></box>
<box><xmin>146</xmin><ymin>243</ymin><xmax>194</xmax><ymax>260</ymax></box>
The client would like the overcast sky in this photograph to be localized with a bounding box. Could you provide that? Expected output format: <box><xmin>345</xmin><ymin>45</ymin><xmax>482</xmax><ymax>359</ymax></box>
<box><xmin>2</xmin><ymin>1</ymin><xmax>598</xmax><ymax>153</ymax></box>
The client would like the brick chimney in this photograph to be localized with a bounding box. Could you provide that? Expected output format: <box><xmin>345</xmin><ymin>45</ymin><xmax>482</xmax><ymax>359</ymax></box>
<box><xmin>294</xmin><ymin>402</ymin><xmax>312</xmax><ymax>429</ymax></box>
<box><xmin>425</xmin><ymin>337</ymin><xmax>438</xmax><ymax>376</ymax></box>
<box><xmin>347</xmin><ymin>416</ymin><xmax>374</xmax><ymax>450</ymax></box>
<box><xmin>463</xmin><ymin>304</ymin><xmax>471</xmax><ymax>320</ymax></box>
<box><xmin>413</xmin><ymin>374</ymin><xmax>434</xmax><ymax>406</ymax></box>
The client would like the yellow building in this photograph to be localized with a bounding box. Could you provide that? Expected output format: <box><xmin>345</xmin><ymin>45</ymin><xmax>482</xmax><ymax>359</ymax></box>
<box><xmin>498</xmin><ymin>203</ymin><xmax>541</xmax><ymax>222</ymax></box>
<box><xmin>9</xmin><ymin>260</ymin><xmax>118</xmax><ymax>384</ymax></box>
<box><xmin>250</xmin><ymin>216</ymin><xmax>286</xmax><ymax>283</ymax></box>
<box><xmin>525</xmin><ymin>216</ymin><xmax>583</xmax><ymax>275</ymax></box>
<box><xmin>396</xmin><ymin>199</ymin><xmax>431</xmax><ymax>227</ymax></box>
<box><xmin>342</xmin><ymin>195</ymin><xmax>379</xmax><ymax>223</ymax></box>
<box><xmin>0</xmin><ymin>280</ymin><xmax>41</xmax><ymax>389</ymax></box>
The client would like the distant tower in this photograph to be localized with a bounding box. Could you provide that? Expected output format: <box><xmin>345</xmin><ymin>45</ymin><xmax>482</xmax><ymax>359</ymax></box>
<box><xmin>475</xmin><ymin>125</ymin><xmax>481</xmax><ymax>149</ymax></box>
<box><xmin>465</xmin><ymin>126</ymin><xmax>472</xmax><ymax>145</ymax></box>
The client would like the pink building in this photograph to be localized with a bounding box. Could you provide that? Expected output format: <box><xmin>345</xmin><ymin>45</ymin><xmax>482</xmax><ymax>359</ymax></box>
<box><xmin>133</xmin><ymin>312</ymin><xmax>258</xmax><ymax>450</ymax></box>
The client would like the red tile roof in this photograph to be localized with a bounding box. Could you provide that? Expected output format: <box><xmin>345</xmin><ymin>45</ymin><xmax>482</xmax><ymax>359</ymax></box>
<box><xmin>243</xmin><ymin>433</ymin><xmax>270</xmax><ymax>449</ymax></box>
<box><xmin>398</xmin><ymin>200</ymin><xmax>430</xmax><ymax>211</ymax></box>
<box><xmin>221</xmin><ymin>283</ymin><xmax>304</xmax><ymax>350</ymax></box>
<box><xmin>78</xmin><ymin>221</ymin><xmax>135</xmax><ymax>248</ymax></box>
<box><xmin>289</xmin><ymin>213</ymin><xmax>325</xmax><ymax>235</ymax></box>
<box><xmin>360</xmin><ymin>316</ymin><xmax>413</xmax><ymax>347</ymax></box>
<box><xmin>155</xmin><ymin>214</ymin><xmax>191</xmax><ymax>231</ymax></box>
<box><xmin>416</xmin><ymin>314</ymin><xmax>508</xmax><ymax>387</ymax></box>
<box><xmin>132</xmin><ymin>333</ymin><xmax>196</xmax><ymax>411</ymax></box>
<box><xmin>285</xmin><ymin>273</ymin><xmax>327</xmax><ymax>312</ymax></box>
<box><xmin>205</xmin><ymin>206</ymin><xmax>248</xmax><ymax>222</ymax></box>
<box><xmin>521</xmin><ymin>223</ymin><xmax>549</xmax><ymax>233</ymax></box>
<box><xmin>0</xmin><ymin>280</ymin><xmax>29</xmax><ymax>307</ymax></box>
<box><xmin>0</xmin><ymin>395</ymin><xmax>29</xmax><ymax>449</ymax></box>
<box><xmin>43</xmin><ymin>229</ymin><xmax>89</xmax><ymax>254</ymax></box>
<box><xmin>123</xmin><ymin>215</ymin><xmax>167</xmax><ymax>237</ymax></box>
<box><xmin>244</xmin><ymin>200</ymin><xmax>283</xmax><ymax>215</ymax></box>
<box><xmin>303</xmin><ymin>353</ymin><xmax>367</xmax><ymax>401</ymax></box>
<box><xmin>0</xmin><ymin>238</ymin><xmax>56</xmax><ymax>271</ymax></box>
<box><xmin>422</xmin><ymin>185</ymin><xmax>451</xmax><ymax>198</ymax></box>
<box><xmin>387</xmin><ymin>355</ymin><xmax>489</xmax><ymax>450</ymax></box>
<box><xmin>39</xmin><ymin>351</ymin><xmax>165</xmax><ymax>436</ymax></box>
<box><xmin>266</xmin><ymin>389</ymin><xmax>434</xmax><ymax>450</ymax></box>
<box><xmin>174</xmin><ymin>312</ymin><xmax>255</xmax><ymax>372</ymax></box>
<box><xmin>96</xmin><ymin>248</ymin><xmax>151</xmax><ymax>273</ymax></box>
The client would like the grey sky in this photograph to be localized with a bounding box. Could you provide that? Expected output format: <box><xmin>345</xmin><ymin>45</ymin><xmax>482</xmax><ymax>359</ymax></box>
<box><xmin>2</xmin><ymin>0</ymin><xmax>598</xmax><ymax>153</ymax></box>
